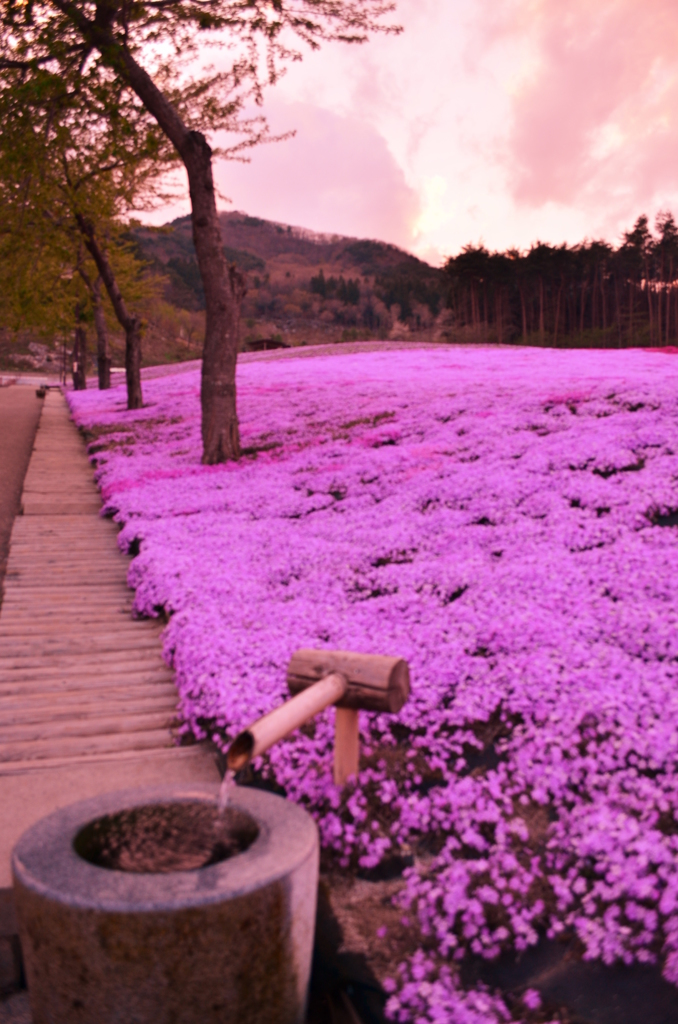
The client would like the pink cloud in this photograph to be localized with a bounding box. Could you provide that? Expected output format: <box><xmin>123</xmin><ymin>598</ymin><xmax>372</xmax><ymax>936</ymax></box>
<box><xmin>480</xmin><ymin>0</ymin><xmax>678</xmax><ymax>224</ymax></box>
<box><xmin>213</xmin><ymin>100</ymin><xmax>420</xmax><ymax>249</ymax></box>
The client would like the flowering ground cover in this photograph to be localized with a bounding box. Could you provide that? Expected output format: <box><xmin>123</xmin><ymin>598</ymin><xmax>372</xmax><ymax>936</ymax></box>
<box><xmin>69</xmin><ymin>345</ymin><xmax>678</xmax><ymax>1023</ymax></box>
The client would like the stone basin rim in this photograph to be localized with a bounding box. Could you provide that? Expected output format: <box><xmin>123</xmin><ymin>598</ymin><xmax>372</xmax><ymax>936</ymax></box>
<box><xmin>12</xmin><ymin>783</ymin><xmax>318</xmax><ymax>914</ymax></box>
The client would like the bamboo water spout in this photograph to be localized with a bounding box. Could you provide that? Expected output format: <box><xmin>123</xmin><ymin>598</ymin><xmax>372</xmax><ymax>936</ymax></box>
<box><xmin>226</xmin><ymin>649</ymin><xmax>411</xmax><ymax>786</ymax></box>
<box><xmin>226</xmin><ymin>672</ymin><xmax>348</xmax><ymax>771</ymax></box>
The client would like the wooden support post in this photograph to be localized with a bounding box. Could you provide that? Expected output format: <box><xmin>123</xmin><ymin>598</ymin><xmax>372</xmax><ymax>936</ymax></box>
<box><xmin>227</xmin><ymin>673</ymin><xmax>347</xmax><ymax>772</ymax></box>
<box><xmin>226</xmin><ymin>649</ymin><xmax>411</xmax><ymax>789</ymax></box>
<box><xmin>334</xmin><ymin>706</ymin><xmax>359</xmax><ymax>786</ymax></box>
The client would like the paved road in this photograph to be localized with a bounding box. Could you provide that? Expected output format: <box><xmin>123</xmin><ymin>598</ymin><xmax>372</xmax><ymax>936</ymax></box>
<box><xmin>0</xmin><ymin>386</ymin><xmax>43</xmax><ymax>601</ymax></box>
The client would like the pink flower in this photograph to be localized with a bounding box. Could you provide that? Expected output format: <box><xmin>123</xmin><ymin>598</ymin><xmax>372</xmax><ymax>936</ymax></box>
<box><xmin>68</xmin><ymin>346</ymin><xmax>678</xmax><ymax>1018</ymax></box>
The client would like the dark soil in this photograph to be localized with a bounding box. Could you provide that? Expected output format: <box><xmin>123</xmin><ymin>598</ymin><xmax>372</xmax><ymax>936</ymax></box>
<box><xmin>74</xmin><ymin>802</ymin><xmax>259</xmax><ymax>873</ymax></box>
<box><xmin>463</xmin><ymin>934</ymin><xmax>678</xmax><ymax>1024</ymax></box>
<box><xmin>0</xmin><ymin>385</ymin><xmax>43</xmax><ymax>604</ymax></box>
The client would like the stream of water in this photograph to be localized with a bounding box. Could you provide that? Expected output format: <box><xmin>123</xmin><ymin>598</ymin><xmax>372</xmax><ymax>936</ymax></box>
<box><xmin>217</xmin><ymin>768</ymin><xmax>237</xmax><ymax>814</ymax></box>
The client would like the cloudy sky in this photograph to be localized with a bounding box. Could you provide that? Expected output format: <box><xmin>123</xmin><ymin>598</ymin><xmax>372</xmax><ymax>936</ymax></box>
<box><xmin>146</xmin><ymin>0</ymin><xmax>678</xmax><ymax>265</ymax></box>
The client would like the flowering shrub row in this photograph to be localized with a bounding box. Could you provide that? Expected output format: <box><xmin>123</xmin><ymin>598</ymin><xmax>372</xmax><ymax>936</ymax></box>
<box><xmin>69</xmin><ymin>345</ymin><xmax>678</xmax><ymax>1022</ymax></box>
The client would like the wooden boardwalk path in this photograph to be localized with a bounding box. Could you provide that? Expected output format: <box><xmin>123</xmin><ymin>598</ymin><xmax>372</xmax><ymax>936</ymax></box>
<box><xmin>0</xmin><ymin>389</ymin><xmax>217</xmax><ymax>934</ymax></box>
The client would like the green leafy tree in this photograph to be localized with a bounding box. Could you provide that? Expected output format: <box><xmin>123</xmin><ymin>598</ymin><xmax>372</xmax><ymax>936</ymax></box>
<box><xmin>1</xmin><ymin>0</ymin><xmax>398</xmax><ymax>460</ymax></box>
<box><xmin>0</xmin><ymin>59</ymin><xmax>177</xmax><ymax>402</ymax></box>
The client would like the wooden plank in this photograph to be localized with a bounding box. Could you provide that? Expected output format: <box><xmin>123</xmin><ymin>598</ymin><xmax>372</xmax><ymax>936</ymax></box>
<box><xmin>0</xmin><ymin>637</ymin><xmax>164</xmax><ymax>657</ymax></box>
<box><xmin>2</xmin><ymin>591</ymin><xmax>132</xmax><ymax>602</ymax></box>
<box><xmin>8</xmin><ymin>537</ymin><xmax>121</xmax><ymax>545</ymax></box>
<box><xmin>9</xmin><ymin>526</ymin><xmax>116</xmax><ymax>535</ymax></box>
<box><xmin>0</xmin><ymin>649</ymin><xmax>166</xmax><ymax>671</ymax></box>
<box><xmin>0</xmin><ymin>666</ymin><xmax>169</xmax><ymax>682</ymax></box>
<box><xmin>2</xmin><ymin>596</ymin><xmax>133</xmax><ymax>605</ymax></box>
<box><xmin>9</xmin><ymin>520</ymin><xmax>116</xmax><ymax>530</ymax></box>
<box><xmin>0</xmin><ymin>624</ymin><xmax>161</xmax><ymax>638</ymax></box>
<box><xmin>23</xmin><ymin>480</ymin><xmax>95</xmax><ymax>486</ymax></box>
<box><xmin>22</xmin><ymin>486</ymin><xmax>96</xmax><ymax>491</ymax></box>
<box><xmin>0</xmin><ymin>661</ymin><xmax>173</xmax><ymax>681</ymax></box>
<box><xmin>11</xmin><ymin>516</ymin><xmax>112</xmax><ymax>524</ymax></box>
<box><xmin>0</xmin><ymin>690</ymin><xmax>173</xmax><ymax>709</ymax></box>
<box><xmin>0</xmin><ymin>622</ymin><xmax>161</xmax><ymax>637</ymax></box>
<box><xmin>7</xmin><ymin>548</ymin><xmax>125</xmax><ymax>556</ymax></box>
<box><xmin>3</xmin><ymin>580</ymin><xmax>131</xmax><ymax>589</ymax></box>
<box><xmin>0</xmin><ymin>611</ymin><xmax>137</xmax><ymax>623</ymax></box>
<box><xmin>0</xmin><ymin>729</ymin><xmax>176</xmax><ymax>762</ymax></box>
<box><xmin>1</xmin><ymin>598</ymin><xmax>135</xmax><ymax>609</ymax></box>
<box><xmin>22</xmin><ymin>505</ymin><xmax>103</xmax><ymax>515</ymax></box>
<box><xmin>0</xmin><ymin>711</ymin><xmax>177</xmax><ymax>744</ymax></box>
<box><xmin>5</xmin><ymin>570</ymin><xmax>127</xmax><ymax>578</ymax></box>
<box><xmin>3</xmin><ymin>584</ymin><xmax>131</xmax><ymax>594</ymax></box>
<box><xmin>0</xmin><ymin>743</ymin><xmax>214</xmax><ymax>779</ymax></box>
<box><xmin>4</xmin><ymin>569</ymin><xmax>129</xmax><ymax>577</ymax></box>
<box><xmin>9</xmin><ymin>531</ymin><xmax>119</xmax><ymax>542</ymax></box>
<box><xmin>0</xmin><ymin>700</ymin><xmax>178</xmax><ymax>726</ymax></box>
<box><xmin>3</xmin><ymin>582</ymin><xmax>133</xmax><ymax>592</ymax></box>
<box><xmin>0</xmin><ymin>626</ymin><xmax>162</xmax><ymax>640</ymax></box>
<box><xmin>0</xmin><ymin>672</ymin><xmax>172</xmax><ymax>689</ymax></box>
<box><xmin>0</xmin><ymin>678</ymin><xmax>176</xmax><ymax>700</ymax></box>
<box><xmin>0</xmin><ymin>627</ymin><xmax>160</xmax><ymax>640</ymax></box>
<box><xmin>0</xmin><ymin>666</ymin><xmax>174</xmax><ymax>688</ymax></box>
<box><xmin>0</xmin><ymin>630</ymin><xmax>162</xmax><ymax>644</ymax></box>
<box><xmin>6</xmin><ymin>562</ymin><xmax>127</xmax><ymax>569</ymax></box>
<box><xmin>0</xmin><ymin>659</ymin><xmax>168</xmax><ymax>684</ymax></box>
<box><xmin>0</xmin><ymin>603</ymin><xmax>136</xmax><ymax>615</ymax></box>
<box><xmin>7</xmin><ymin>543</ymin><xmax>122</xmax><ymax>552</ymax></box>
<box><xmin>23</xmin><ymin>493</ymin><xmax>99</xmax><ymax>500</ymax></box>
<box><xmin>8</xmin><ymin>533</ymin><xmax>118</xmax><ymax>542</ymax></box>
<box><xmin>3</xmin><ymin>571</ymin><xmax>129</xmax><ymax>581</ymax></box>
<box><xmin>4</xmin><ymin>588</ymin><xmax>142</xmax><ymax>604</ymax></box>
<box><xmin>0</xmin><ymin>695</ymin><xmax>172</xmax><ymax>714</ymax></box>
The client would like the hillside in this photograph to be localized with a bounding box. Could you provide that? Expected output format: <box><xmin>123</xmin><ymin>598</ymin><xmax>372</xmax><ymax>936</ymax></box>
<box><xmin>1</xmin><ymin>213</ymin><xmax>450</xmax><ymax>374</ymax></box>
<box><xmin>128</xmin><ymin>212</ymin><xmax>449</xmax><ymax>350</ymax></box>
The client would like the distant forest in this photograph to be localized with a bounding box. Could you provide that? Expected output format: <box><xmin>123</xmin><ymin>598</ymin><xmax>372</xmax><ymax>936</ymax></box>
<box><xmin>119</xmin><ymin>210</ymin><xmax>678</xmax><ymax>357</ymax></box>
<box><xmin>444</xmin><ymin>213</ymin><xmax>678</xmax><ymax>347</ymax></box>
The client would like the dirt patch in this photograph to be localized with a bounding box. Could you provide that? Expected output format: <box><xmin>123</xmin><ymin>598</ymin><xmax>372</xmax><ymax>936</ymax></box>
<box><xmin>322</xmin><ymin>871</ymin><xmax>420</xmax><ymax>987</ymax></box>
<box><xmin>0</xmin><ymin>385</ymin><xmax>43</xmax><ymax>605</ymax></box>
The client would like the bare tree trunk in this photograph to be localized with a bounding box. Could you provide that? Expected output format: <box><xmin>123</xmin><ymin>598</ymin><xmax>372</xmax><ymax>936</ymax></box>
<box><xmin>72</xmin><ymin>304</ymin><xmax>87</xmax><ymax>390</ymax></box>
<box><xmin>483</xmin><ymin>284</ymin><xmax>488</xmax><ymax>343</ymax></box>
<box><xmin>553</xmin><ymin>282</ymin><xmax>563</xmax><ymax>347</ymax></box>
<box><xmin>76</xmin><ymin>214</ymin><xmax>142</xmax><ymax>409</ymax></box>
<box><xmin>667</xmin><ymin>259</ymin><xmax>673</xmax><ymax>346</ymax></box>
<box><xmin>78</xmin><ymin>265</ymin><xmax>111</xmax><ymax>390</ymax></box>
<box><xmin>539</xmin><ymin>277</ymin><xmax>544</xmax><ymax>342</ymax></box>
<box><xmin>495</xmin><ymin>290</ymin><xmax>503</xmax><ymax>344</ymax></box>
<box><xmin>645</xmin><ymin>260</ymin><xmax>654</xmax><ymax>344</ymax></box>
<box><xmin>519</xmin><ymin>287</ymin><xmax>527</xmax><ymax>341</ymax></box>
<box><xmin>185</xmin><ymin>134</ymin><xmax>246</xmax><ymax>461</ymax></box>
<box><xmin>117</xmin><ymin>49</ymin><xmax>244</xmax><ymax>461</ymax></box>
<box><xmin>92</xmin><ymin>277</ymin><xmax>112</xmax><ymax>389</ymax></box>
<box><xmin>591</xmin><ymin>268</ymin><xmax>598</xmax><ymax>331</ymax></box>
<box><xmin>615</xmin><ymin>277</ymin><xmax>623</xmax><ymax>347</ymax></box>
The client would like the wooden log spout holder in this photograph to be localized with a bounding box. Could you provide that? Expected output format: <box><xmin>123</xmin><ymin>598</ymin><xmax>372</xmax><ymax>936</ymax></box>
<box><xmin>226</xmin><ymin>649</ymin><xmax>411</xmax><ymax>786</ymax></box>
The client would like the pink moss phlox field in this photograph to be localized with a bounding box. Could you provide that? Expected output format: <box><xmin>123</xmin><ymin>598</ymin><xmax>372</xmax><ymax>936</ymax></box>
<box><xmin>68</xmin><ymin>347</ymin><xmax>678</xmax><ymax>1022</ymax></box>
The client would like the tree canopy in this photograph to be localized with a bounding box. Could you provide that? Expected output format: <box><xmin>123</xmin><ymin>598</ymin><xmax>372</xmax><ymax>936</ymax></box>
<box><xmin>0</xmin><ymin>55</ymin><xmax>175</xmax><ymax>398</ymax></box>
<box><xmin>1</xmin><ymin>0</ymin><xmax>398</xmax><ymax>460</ymax></box>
